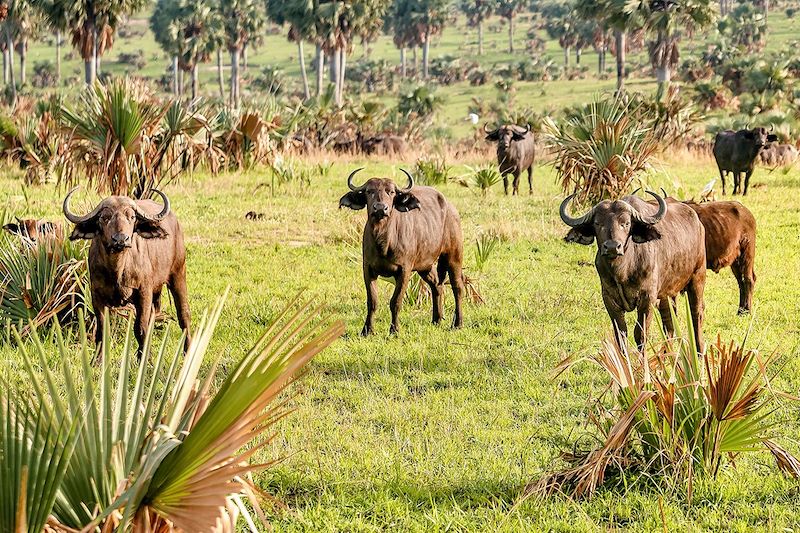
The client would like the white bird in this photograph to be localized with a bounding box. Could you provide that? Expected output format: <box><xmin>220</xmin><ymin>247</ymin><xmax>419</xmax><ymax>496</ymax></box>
<box><xmin>700</xmin><ymin>178</ymin><xmax>715</xmax><ymax>196</ymax></box>
<box><xmin>467</xmin><ymin>113</ymin><xmax>479</xmax><ymax>125</ymax></box>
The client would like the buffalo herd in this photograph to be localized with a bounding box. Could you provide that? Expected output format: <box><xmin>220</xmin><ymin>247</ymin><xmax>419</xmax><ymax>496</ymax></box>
<box><xmin>4</xmin><ymin>121</ymin><xmax>789</xmax><ymax>356</ymax></box>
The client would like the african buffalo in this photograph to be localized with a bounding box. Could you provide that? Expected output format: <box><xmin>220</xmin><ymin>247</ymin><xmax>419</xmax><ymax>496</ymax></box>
<box><xmin>713</xmin><ymin>127</ymin><xmax>778</xmax><ymax>195</ymax></box>
<box><xmin>361</xmin><ymin>134</ymin><xmax>406</xmax><ymax>156</ymax></box>
<box><xmin>339</xmin><ymin>168</ymin><xmax>464</xmax><ymax>335</ymax></box>
<box><xmin>484</xmin><ymin>123</ymin><xmax>535</xmax><ymax>195</ymax></box>
<box><xmin>63</xmin><ymin>188</ymin><xmax>191</xmax><ymax>358</ymax></box>
<box><xmin>3</xmin><ymin>217</ymin><xmax>62</xmax><ymax>241</ymax></box>
<box><xmin>561</xmin><ymin>191</ymin><xmax>706</xmax><ymax>351</ymax></box>
<box><xmin>759</xmin><ymin>143</ymin><xmax>799</xmax><ymax>168</ymax></box>
<box><xmin>683</xmin><ymin>200</ymin><xmax>756</xmax><ymax>315</ymax></box>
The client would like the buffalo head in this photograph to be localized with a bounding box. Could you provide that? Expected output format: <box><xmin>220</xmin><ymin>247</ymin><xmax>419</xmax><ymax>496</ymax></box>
<box><xmin>63</xmin><ymin>188</ymin><xmax>171</xmax><ymax>253</ymax></box>
<box><xmin>560</xmin><ymin>191</ymin><xmax>667</xmax><ymax>259</ymax></box>
<box><xmin>339</xmin><ymin>168</ymin><xmax>420</xmax><ymax>221</ymax></box>
<box><xmin>484</xmin><ymin>123</ymin><xmax>530</xmax><ymax>149</ymax></box>
<box><xmin>743</xmin><ymin>126</ymin><xmax>778</xmax><ymax>147</ymax></box>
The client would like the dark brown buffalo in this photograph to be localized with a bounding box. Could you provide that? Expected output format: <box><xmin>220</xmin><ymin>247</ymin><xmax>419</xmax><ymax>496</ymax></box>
<box><xmin>683</xmin><ymin>200</ymin><xmax>756</xmax><ymax>315</ymax></box>
<box><xmin>361</xmin><ymin>134</ymin><xmax>406</xmax><ymax>156</ymax></box>
<box><xmin>561</xmin><ymin>192</ymin><xmax>706</xmax><ymax>351</ymax></box>
<box><xmin>63</xmin><ymin>188</ymin><xmax>191</xmax><ymax>357</ymax></box>
<box><xmin>484</xmin><ymin>123</ymin><xmax>536</xmax><ymax>195</ymax></box>
<box><xmin>3</xmin><ymin>217</ymin><xmax>62</xmax><ymax>240</ymax></box>
<box><xmin>713</xmin><ymin>127</ymin><xmax>778</xmax><ymax>195</ymax></box>
<box><xmin>339</xmin><ymin>168</ymin><xmax>464</xmax><ymax>335</ymax></box>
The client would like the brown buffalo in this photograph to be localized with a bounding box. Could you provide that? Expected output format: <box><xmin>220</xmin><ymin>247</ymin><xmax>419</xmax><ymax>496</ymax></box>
<box><xmin>3</xmin><ymin>217</ymin><xmax>62</xmax><ymax>241</ymax></box>
<box><xmin>361</xmin><ymin>134</ymin><xmax>407</xmax><ymax>156</ymax></box>
<box><xmin>713</xmin><ymin>127</ymin><xmax>778</xmax><ymax>195</ymax></box>
<box><xmin>63</xmin><ymin>188</ymin><xmax>190</xmax><ymax>357</ymax></box>
<box><xmin>759</xmin><ymin>143</ymin><xmax>799</xmax><ymax>168</ymax></box>
<box><xmin>484</xmin><ymin>123</ymin><xmax>535</xmax><ymax>195</ymax></box>
<box><xmin>683</xmin><ymin>200</ymin><xmax>756</xmax><ymax>315</ymax></box>
<box><xmin>561</xmin><ymin>192</ymin><xmax>706</xmax><ymax>351</ymax></box>
<box><xmin>339</xmin><ymin>169</ymin><xmax>464</xmax><ymax>335</ymax></box>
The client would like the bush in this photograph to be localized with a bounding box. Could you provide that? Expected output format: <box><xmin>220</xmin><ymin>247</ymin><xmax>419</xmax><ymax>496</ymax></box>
<box><xmin>459</xmin><ymin>164</ymin><xmax>503</xmax><ymax>196</ymax></box>
<box><xmin>253</xmin><ymin>65</ymin><xmax>286</xmax><ymax>96</ymax></box>
<box><xmin>31</xmin><ymin>60</ymin><xmax>58</xmax><ymax>88</ymax></box>
<box><xmin>533</xmin><ymin>299</ymin><xmax>800</xmax><ymax>498</ymax></box>
<box><xmin>414</xmin><ymin>155</ymin><xmax>450</xmax><ymax>185</ymax></box>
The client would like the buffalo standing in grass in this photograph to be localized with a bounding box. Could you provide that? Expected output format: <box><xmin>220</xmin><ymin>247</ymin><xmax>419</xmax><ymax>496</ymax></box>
<box><xmin>683</xmin><ymin>200</ymin><xmax>756</xmax><ymax>315</ymax></box>
<box><xmin>3</xmin><ymin>217</ymin><xmax>62</xmax><ymax>241</ymax></box>
<box><xmin>63</xmin><ymin>188</ymin><xmax>191</xmax><ymax>358</ymax></box>
<box><xmin>713</xmin><ymin>127</ymin><xmax>778</xmax><ymax>195</ymax></box>
<box><xmin>339</xmin><ymin>169</ymin><xmax>464</xmax><ymax>335</ymax></box>
<box><xmin>759</xmin><ymin>143</ymin><xmax>799</xmax><ymax>168</ymax></box>
<box><xmin>561</xmin><ymin>191</ymin><xmax>706</xmax><ymax>352</ymax></box>
<box><xmin>484</xmin><ymin>123</ymin><xmax>535</xmax><ymax>195</ymax></box>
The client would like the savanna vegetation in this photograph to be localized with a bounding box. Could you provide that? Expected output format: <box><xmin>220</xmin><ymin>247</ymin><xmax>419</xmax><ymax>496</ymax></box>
<box><xmin>0</xmin><ymin>0</ymin><xmax>799</xmax><ymax>530</ymax></box>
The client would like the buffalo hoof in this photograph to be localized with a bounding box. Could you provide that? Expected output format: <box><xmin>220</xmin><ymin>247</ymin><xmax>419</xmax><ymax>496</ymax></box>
<box><xmin>389</xmin><ymin>325</ymin><xmax>399</xmax><ymax>335</ymax></box>
<box><xmin>360</xmin><ymin>326</ymin><xmax>372</xmax><ymax>337</ymax></box>
<box><xmin>737</xmin><ymin>307</ymin><xmax>750</xmax><ymax>316</ymax></box>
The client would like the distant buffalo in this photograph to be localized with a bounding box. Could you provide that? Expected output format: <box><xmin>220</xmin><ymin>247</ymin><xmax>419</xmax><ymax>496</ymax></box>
<box><xmin>484</xmin><ymin>123</ymin><xmax>535</xmax><ymax>195</ymax></box>
<box><xmin>361</xmin><ymin>134</ymin><xmax>406</xmax><ymax>156</ymax></box>
<box><xmin>759</xmin><ymin>143</ymin><xmax>799</xmax><ymax>168</ymax></box>
<box><xmin>713</xmin><ymin>127</ymin><xmax>778</xmax><ymax>195</ymax></box>
<box><xmin>339</xmin><ymin>168</ymin><xmax>464</xmax><ymax>335</ymax></box>
<box><xmin>3</xmin><ymin>217</ymin><xmax>62</xmax><ymax>241</ymax></box>
<box><xmin>684</xmin><ymin>200</ymin><xmax>756</xmax><ymax>315</ymax></box>
<box><xmin>561</xmin><ymin>191</ymin><xmax>706</xmax><ymax>352</ymax></box>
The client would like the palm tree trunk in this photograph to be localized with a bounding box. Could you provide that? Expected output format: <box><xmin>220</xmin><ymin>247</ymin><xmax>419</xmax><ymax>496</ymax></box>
<box><xmin>422</xmin><ymin>36</ymin><xmax>430</xmax><ymax>79</ymax></box>
<box><xmin>230</xmin><ymin>48</ymin><xmax>240</xmax><ymax>109</ymax></box>
<box><xmin>508</xmin><ymin>15</ymin><xmax>514</xmax><ymax>53</ymax></box>
<box><xmin>400</xmin><ymin>47</ymin><xmax>406</xmax><ymax>77</ymax></box>
<box><xmin>478</xmin><ymin>20</ymin><xmax>484</xmax><ymax>55</ymax></box>
<box><xmin>563</xmin><ymin>46</ymin><xmax>570</xmax><ymax>67</ymax></box>
<box><xmin>178</xmin><ymin>68</ymin><xmax>183</xmax><ymax>96</ymax></box>
<box><xmin>576</xmin><ymin>46</ymin><xmax>581</xmax><ymax>65</ymax></box>
<box><xmin>216</xmin><ymin>49</ymin><xmax>224</xmax><ymax>100</ymax></box>
<box><xmin>315</xmin><ymin>44</ymin><xmax>324</xmax><ymax>96</ymax></box>
<box><xmin>92</xmin><ymin>25</ymin><xmax>99</xmax><ymax>81</ymax></box>
<box><xmin>55</xmin><ymin>30</ymin><xmax>61</xmax><ymax>84</ymax></box>
<box><xmin>337</xmin><ymin>47</ymin><xmax>346</xmax><ymax>105</ymax></box>
<box><xmin>614</xmin><ymin>29</ymin><xmax>626</xmax><ymax>93</ymax></box>
<box><xmin>242</xmin><ymin>43</ymin><xmax>248</xmax><ymax>71</ymax></box>
<box><xmin>6</xmin><ymin>32</ymin><xmax>15</xmax><ymax>102</ymax></box>
<box><xmin>2</xmin><ymin>48</ymin><xmax>7</xmax><ymax>85</ymax></box>
<box><xmin>172</xmin><ymin>56</ymin><xmax>179</xmax><ymax>96</ymax></box>
<box><xmin>298</xmin><ymin>40</ymin><xmax>310</xmax><ymax>100</ymax></box>
<box><xmin>413</xmin><ymin>47</ymin><xmax>418</xmax><ymax>74</ymax></box>
<box><xmin>84</xmin><ymin>55</ymin><xmax>95</xmax><ymax>84</ymax></box>
<box><xmin>18</xmin><ymin>42</ymin><xmax>25</xmax><ymax>86</ymax></box>
<box><xmin>329</xmin><ymin>50</ymin><xmax>338</xmax><ymax>84</ymax></box>
<box><xmin>655</xmin><ymin>65</ymin><xmax>670</xmax><ymax>100</ymax></box>
<box><xmin>191</xmin><ymin>63</ymin><xmax>199</xmax><ymax>101</ymax></box>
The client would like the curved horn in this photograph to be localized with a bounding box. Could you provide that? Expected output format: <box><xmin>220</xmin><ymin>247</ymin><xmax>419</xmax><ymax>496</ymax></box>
<box><xmin>62</xmin><ymin>187</ymin><xmax>104</xmax><ymax>224</ymax></box>
<box><xmin>559</xmin><ymin>194</ymin><xmax>596</xmax><ymax>227</ymax></box>
<box><xmin>628</xmin><ymin>190</ymin><xmax>667</xmax><ymax>225</ymax></box>
<box><xmin>347</xmin><ymin>167</ymin><xmax>366</xmax><ymax>191</ymax></box>
<box><xmin>134</xmin><ymin>189</ymin><xmax>170</xmax><ymax>222</ymax></box>
<box><xmin>483</xmin><ymin>123</ymin><xmax>498</xmax><ymax>134</ymax></box>
<box><xmin>770</xmin><ymin>123</ymin><xmax>775</xmax><ymax>132</ymax></box>
<box><xmin>399</xmin><ymin>168</ymin><xmax>414</xmax><ymax>191</ymax></box>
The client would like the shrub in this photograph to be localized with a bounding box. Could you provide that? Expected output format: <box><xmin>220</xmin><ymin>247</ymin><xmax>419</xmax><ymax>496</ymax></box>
<box><xmin>474</xmin><ymin>231</ymin><xmax>500</xmax><ymax>273</ymax></box>
<box><xmin>31</xmin><ymin>61</ymin><xmax>58</xmax><ymax>88</ymax></box>
<box><xmin>460</xmin><ymin>164</ymin><xmax>503</xmax><ymax>196</ymax></box>
<box><xmin>253</xmin><ymin>65</ymin><xmax>286</xmax><ymax>95</ymax></box>
<box><xmin>0</xmin><ymin>293</ymin><xmax>343</xmax><ymax>531</ymax></box>
<box><xmin>547</xmin><ymin>93</ymin><xmax>660</xmax><ymax>203</ymax></box>
<box><xmin>414</xmin><ymin>155</ymin><xmax>450</xmax><ymax>185</ymax></box>
<box><xmin>533</xmin><ymin>299</ymin><xmax>800</xmax><ymax>498</ymax></box>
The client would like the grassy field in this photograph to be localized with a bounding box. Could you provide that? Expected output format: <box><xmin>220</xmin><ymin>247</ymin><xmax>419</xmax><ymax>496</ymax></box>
<box><xmin>16</xmin><ymin>7</ymin><xmax>800</xmax><ymax>136</ymax></box>
<box><xmin>2</xmin><ymin>150</ymin><xmax>800</xmax><ymax>530</ymax></box>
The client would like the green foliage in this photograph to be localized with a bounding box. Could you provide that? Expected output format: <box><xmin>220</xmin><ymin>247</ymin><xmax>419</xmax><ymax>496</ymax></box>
<box><xmin>461</xmin><ymin>164</ymin><xmax>502</xmax><ymax>196</ymax></box>
<box><xmin>474</xmin><ymin>231</ymin><xmax>499</xmax><ymax>273</ymax></box>
<box><xmin>414</xmin><ymin>155</ymin><xmax>450</xmax><ymax>185</ymax></box>
<box><xmin>535</xmin><ymin>298</ymin><xmax>799</xmax><ymax>498</ymax></box>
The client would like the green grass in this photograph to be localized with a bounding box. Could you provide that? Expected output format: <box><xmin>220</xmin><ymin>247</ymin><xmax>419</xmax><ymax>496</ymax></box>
<box><xmin>17</xmin><ymin>8</ymin><xmax>800</xmax><ymax>137</ymax></box>
<box><xmin>2</xmin><ymin>152</ymin><xmax>800</xmax><ymax>530</ymax></box>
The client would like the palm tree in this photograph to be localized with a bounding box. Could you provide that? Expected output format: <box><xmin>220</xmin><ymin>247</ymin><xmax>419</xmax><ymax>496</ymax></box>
<box><xmin>37</xmin><ymin>0</ymin><xmax>147</xmax><ymax>84</ymax></box>
<box><xmin>266</xmin><ymin>0</ymin><xmax>317</xmax><ymax>100</ymax></box>
<box><xmin>642</xmin><ymin>0</ymin><xmax>715</xmax><ymax>99</ymax></box>
<box><xmin>460</xmin><ymin>0</ymin><xmax>495</xmax><ymax>55</ymax></box>
<box><xmin>219</xmin><ymin>0</ymin><xmax>265</xmax><ymax>109</ymax></box>
<box><xmin>495</xmin><ymin>0</ymin><xmax>525</xmax><ymax>53</ymax></box>
<box><xmin>386</xmin><ymin>0</ymin><xmax>450</xmax><ymax>80</ymax></box>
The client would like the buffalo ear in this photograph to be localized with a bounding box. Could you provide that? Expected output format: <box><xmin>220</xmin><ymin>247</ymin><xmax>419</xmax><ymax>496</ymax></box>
<box><xmin>394</xmin><ymin>191</ymin><xmax>420</xmax><ymax>212</ymax></box>
<box><xmin>135</xmin><ymin>219</ymin><xmax>168</xmax><ymax>239</ymax></box>
<box><xmin>2</xmin><ymin>223</ymin><xmax>19</xmax><ymax>235</ymax></box>
<box><xmin>631</xmin><ymin>223</ymin><xmax>661</xmax><ymax>244</ymax></box>
<box><xmin>767</xmin><ymin>134</ymin><xmax>779</xmax><ymax>142</ymax></box>
<box><xmin>743</xmin><ymin>130</ymin><xmax>755</xmax><ymax>140</ymax></box>
<box><xmin>339</xmin><ymin>191</ymin><xmax>366</xmax><ymax>210</ymax></box>
<box><xmin>565</xmin><ymin>225</ymin><xmax>595</xmax><ymax>245</ymax></box>
<box><xmin>485</xmin><ymin>131</ymin><xmax>500</xmax><ymax>141</ymax></box>
<box><xmin>69</xmin><ymin>221</ymin><xmax>99</xmax><ymax>240</ymax></box>
<box><xmin>512</xmin><ymin>132</ymin><xmax>526</xmax><ymax>141</ymax></box>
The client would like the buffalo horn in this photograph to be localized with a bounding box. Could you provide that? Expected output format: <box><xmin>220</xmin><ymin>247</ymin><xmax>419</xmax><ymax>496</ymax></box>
<box><xmin>559</xmin><ymin>193</ymin><xmax>596</xmax><ymax>227</ymax></box>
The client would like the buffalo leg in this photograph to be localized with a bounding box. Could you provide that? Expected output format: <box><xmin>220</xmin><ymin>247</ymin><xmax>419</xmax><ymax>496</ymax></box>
<box><xmin>527</xmin><ymin>166</ymin><xmax>533</xmax><ymax>195</ymax></box>
<box><xmin>718</xmin><ymin>167</ymin><xmax>727</xmax><ymax>195</ymax></box>
<box><xmin>389</xmin><ymin>269</ymin><xmax>411</xmax><ymax>334</ymax></box>
<box><xmin>362</xmin><ymin>266</ymin><xmax>378</xmax><ymax>336</ymax></box>
<box><xmin>731</xmin><ymin>258</ymin><xmax>755</xmax><ymax>315</ymax></box>
<box><xmin>602</xmin><ymin>292</ymin><xmax>628</xmax><ymax>348</ymax></box>
<box><xmin>732</xmin><ymin>172</ymin><xmax>741</xmax><ymax>195</ymax></box>
<box><xmin>634</xmin><ymin>304</ymin><xmax>653</xmax><ymax>353</ymax></box>
<box><xmin>686</xmin><ymin>270</ymin><xmax>706</xmax><ymax>352</ymax></box>
<box><xmin>420</xmin><ymin>268</ymin><xmax>443</xmax><ymax>325</ymax></box>
<box><xmin>447</xmin><ymin>261</ymin><xmax>464</xmax><ymax>328</ymax></box>
<box><xmin>133</xmin><ymin>290</ymin><xmax>153</xmax><ymax>359</ymax></box>
<box><xmin>743</xmin><ymin>169</ymin><xmax>754</xmax><ymax>195</ymax></box>
<box><xmin>502</xmin><ymin>175</ymin><xmax>509</xmax><ymax>195</ymax></box>
<box><xmin>169</xmin><ymin>271</ymin><xmax>192</xmax><ymax>351</ymax></box>
<box><xmin>512</xmin><ymin>171</ymin><xmax>520</xmax><ymax>195</ymax></box>
<box><xmin>658</xmin><ymin>299</ymin><xmax>675</xmax><ymax>340</ymax></box>
<box><xmin>93</xmin><ymin>300</ymin><xmax>107</xmax><ymax>363</ymax></box>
